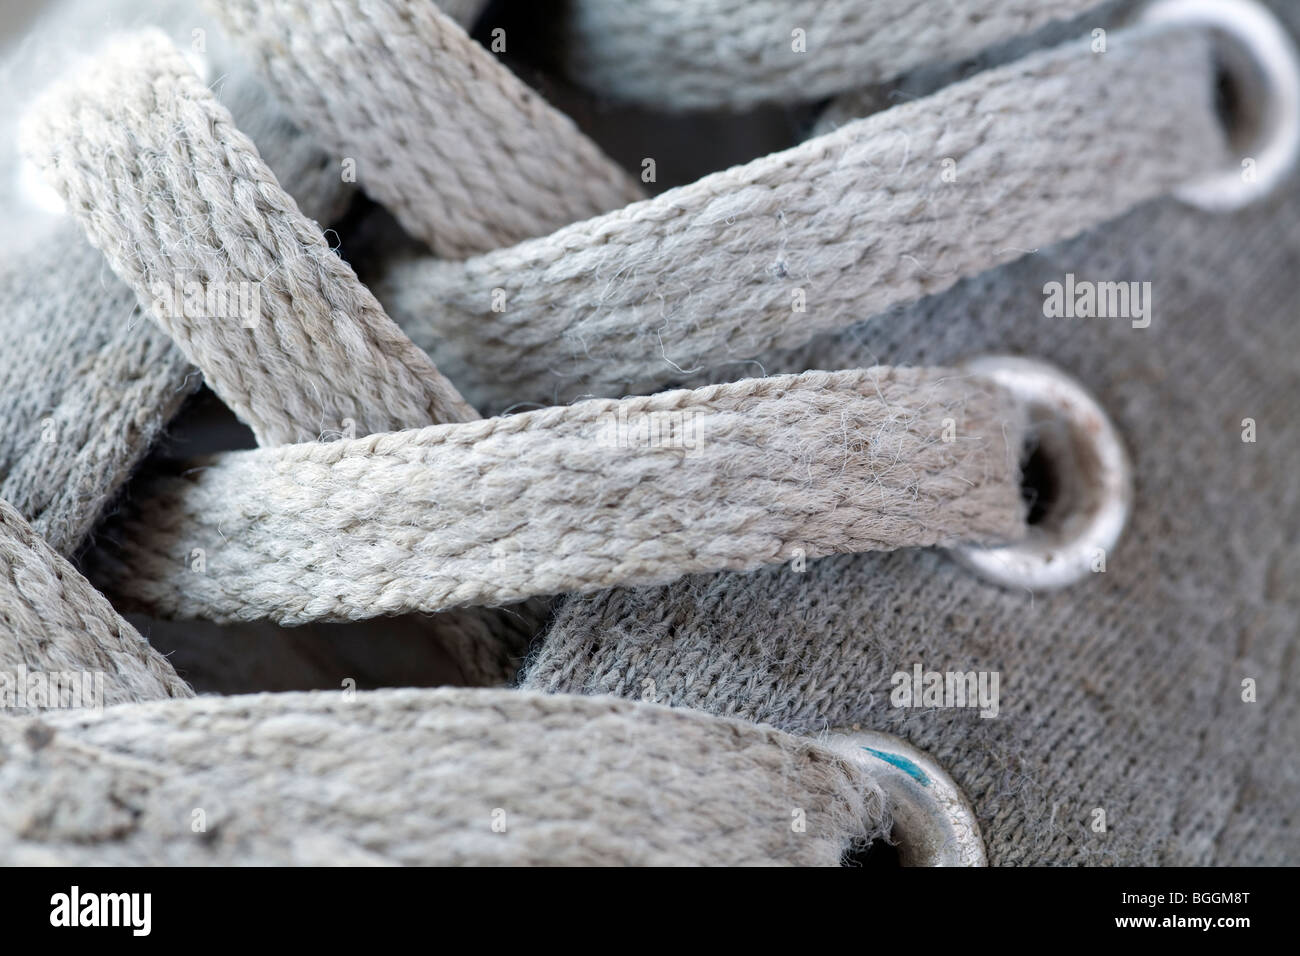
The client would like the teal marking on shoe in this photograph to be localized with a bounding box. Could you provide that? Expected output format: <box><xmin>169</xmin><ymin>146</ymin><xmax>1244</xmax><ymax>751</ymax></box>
<box><xmin>862</xmin><ymin>747</ymin><xmax>930</xmax><ymax>786</ymax></box>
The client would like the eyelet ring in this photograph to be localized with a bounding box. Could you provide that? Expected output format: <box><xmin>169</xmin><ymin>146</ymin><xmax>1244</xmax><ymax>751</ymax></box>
<box><xmin>951</xmin><ymin>356</ymin><xmax>1133</xmax><ymax>592</ymax></box>
<box><xmin>828</xmin><ymin>730</ymin><xmax>987</xmax><ymax>867</ymax></box>
<box><xmin>1141</xmin><ymin>0</ymin><xmax>1300</xmax><ymax>211</ymax></box>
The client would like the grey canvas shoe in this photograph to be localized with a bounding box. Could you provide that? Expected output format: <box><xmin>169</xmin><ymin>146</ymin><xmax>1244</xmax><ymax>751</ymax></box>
<box><xmin>0</xmin><ymin>0</ymin><xmax>1295</xmax><ymax>872</ymax></box>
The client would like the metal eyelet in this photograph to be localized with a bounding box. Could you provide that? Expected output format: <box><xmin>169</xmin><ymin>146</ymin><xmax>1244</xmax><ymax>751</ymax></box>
<box><xmin>1141</xmin><ymin>0</ymin><xmax>1300</xmax><ymax>211</ymax></box>
<box><xmin>951</xmin><ymin>356</ymin><xmax>1133</xmax><ymax>592</ymax></box>
<box><xmin>828</xmin><ymin>730</ymin><xmax>987</xmax><ymax>867</ymax></box>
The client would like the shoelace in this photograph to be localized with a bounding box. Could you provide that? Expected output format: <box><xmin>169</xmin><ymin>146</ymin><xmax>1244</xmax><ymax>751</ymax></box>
<box><xmin>207</xmin><ymin>0</ymin><xmax>645</xmax><ymax>259</ymax></box>
<box><xmin>0</xmin><ymin>497</ymin><xmax>191</xmax><ymax>709</ymax></box>
<box><xmin>84</xmin><ymin>367</ymin><xmax>1026</xmax><ymax>624</ymax></box>
<box><xmin>2</xmin><ymin>0</ymin><xmax>1300</xmax><ymax>868</ymax></box>
<box><xmin>0</xmin><ymin>687</ymin><xmax>886</xmax><ymax>865</ymax></box>
<box><xmin>378</xmin><ymin>11</ymin><xmax>1226</xmax><ymax>413</ymax></box>
<box><xmin>556</xmin><ymin>0</ymin><xmax>1109</xmax><ymax>111</ymax></box>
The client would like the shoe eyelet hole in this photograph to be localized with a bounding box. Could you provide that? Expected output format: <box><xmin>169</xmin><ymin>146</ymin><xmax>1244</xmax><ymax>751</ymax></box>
<box><xmin>841</xmin><ymin>832</ymin><xmax>903</xmax><ymax>868</ymax></box>
<box><xmin>1142</xmin><ymin>0</ymin><xmax>1300</xmax><ymax>210</ymax></box>
<box><xmin>1019</xmin><ymin>438</ymin><xmax>1060</xmax><ymax>527</ymax></box>
<box><xmin>1213</xmin><ymin>46</ymin><xmax>1256</xmax><ymax>153</ymax></box>
<box><xmin>951</xmin><ymin>356</ymin><xmax>1132</xmax><ymax>592</ymax></box>
<box><xmin>829</xmin><ymin>731</ymin><xmax>987</xmax><ymax>867</ymax></box>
